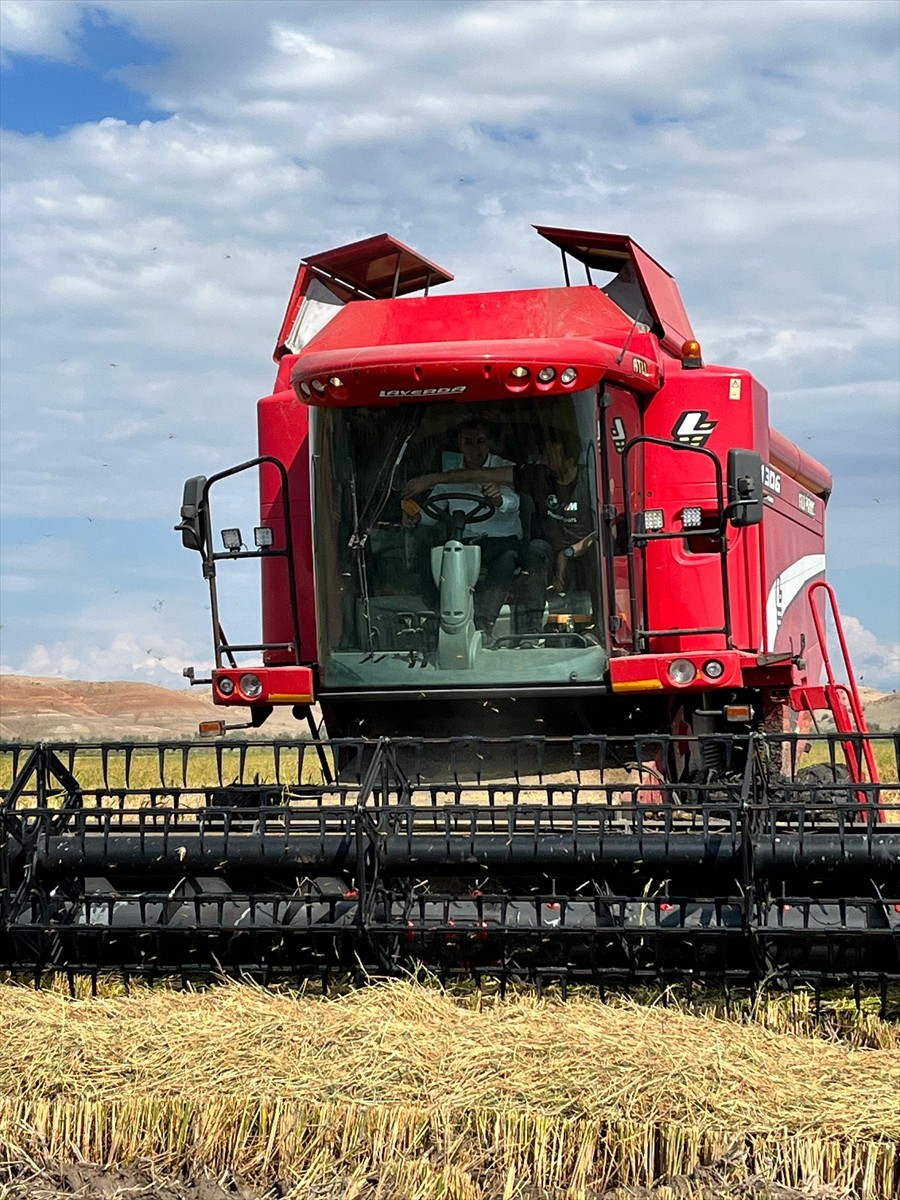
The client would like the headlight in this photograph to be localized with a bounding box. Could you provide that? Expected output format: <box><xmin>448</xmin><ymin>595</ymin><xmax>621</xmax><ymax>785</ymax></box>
<box><xmin>668</xmin><ymin>659</ymin><xmax>697</xmax><ymax>685</ymax></box>
<box><xmin>217</xmin><ymin>676</ymin><xmax>235</xmax><ymax>696</ymax></box>
<box><xmin>560</xmin><ymin>367</ymin><xmax>578</xmax><ymax>385</ymax></box>
<box><xmin>703</xmin><ymin>659</ymin><xmax>725</xmax><ymax>680</ymax></box>
<box><xmin>537</xmin><ymin>366</ymin><xmax>556</xmax><ymax>383</ymax></box>
<box><xmin>239</xmin><ymin>673</ymin><xmax>263</xmax><ymax>699</ymax></box>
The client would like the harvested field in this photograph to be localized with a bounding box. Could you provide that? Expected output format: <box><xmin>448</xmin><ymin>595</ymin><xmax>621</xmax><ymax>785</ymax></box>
<box><xmin>1</xmin><ymin>980</ymin><xmax>898</xmax><ymax>1200</ymax></box>
<box><xmin>2</xmin><ymin>1157</ymin><xmax>887</xmax><ymax>1200</ymax></box>
<box><xmin>2</xmin><ymin>685</ymin><xmax>898</xmax><ymax>1197</ymax></box>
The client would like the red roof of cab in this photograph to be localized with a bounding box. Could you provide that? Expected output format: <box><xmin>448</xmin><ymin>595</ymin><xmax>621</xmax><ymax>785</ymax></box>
<box><xmin>295</xmin><ymin>284</ymin><xmax>637</xmax><ymax>355</ymax></box>
<box><xmin>534</xmin><ymin>226</ymin><xmax>696</xmax><ymax>356</ymax></box>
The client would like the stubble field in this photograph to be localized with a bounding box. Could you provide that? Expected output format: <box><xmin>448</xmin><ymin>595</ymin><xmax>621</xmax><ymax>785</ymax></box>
<box><xmin>1</xmin><ymin>680</ymin><xmax>898</xmax><ymax>1199</ymax></box>
<box><xmin>1</xmin><ymin>978</ymin><xmax>899</xmax><ymax>1200</ymax></box>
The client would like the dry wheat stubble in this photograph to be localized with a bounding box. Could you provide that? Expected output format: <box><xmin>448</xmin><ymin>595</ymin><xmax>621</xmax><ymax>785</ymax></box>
<box><xmin>1</xmin><ymin>980</ymin><xmax>898</xmax><ymax>1199</ymax></box>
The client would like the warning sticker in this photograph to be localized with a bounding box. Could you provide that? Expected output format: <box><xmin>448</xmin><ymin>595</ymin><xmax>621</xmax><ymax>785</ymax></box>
<box><xmin>729</xmin><ymin>378</ymin><xmax>742</xmax><ymax>400</ymax></box>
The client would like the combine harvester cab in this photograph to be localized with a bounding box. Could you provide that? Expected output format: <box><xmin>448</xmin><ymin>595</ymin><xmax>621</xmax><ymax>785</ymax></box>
<box><xmin>2</xmin><ymin>227</ymin><xmax>897</xmax><ymax>999</ymax></box>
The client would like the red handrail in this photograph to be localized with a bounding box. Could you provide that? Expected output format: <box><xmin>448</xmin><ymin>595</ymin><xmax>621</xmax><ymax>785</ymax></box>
<box><xmin>808</xmin><ymin>579</ymin><xmax>881</xmax><ymax>795</ymax></box>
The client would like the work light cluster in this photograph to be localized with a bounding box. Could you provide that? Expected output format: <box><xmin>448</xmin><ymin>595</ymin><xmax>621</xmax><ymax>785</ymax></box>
<box><xmin>295</xmin><ymin>366</ymin><xmax>580</xmax><ymax>398</ymax></box>
<box><xmin>641</xmin><ymin>507</ymin><xmax>710</xmax><ymax>532</ymax></box>
<box><xmin>221</xmin><ymin>527</ymin><xmax>274</xmax><ymax>551</ymax></box>
<box><xmin>508</xmin><ymin>365</ymin><xmax>579</xmax><ymax>387</ymax></box>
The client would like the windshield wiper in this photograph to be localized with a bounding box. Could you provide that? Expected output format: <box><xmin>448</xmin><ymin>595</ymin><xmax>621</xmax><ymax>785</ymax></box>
<box><xmin>348</xmin><ymin>405</ymin><xmax>424</xmax><ymax>549</ymax></box>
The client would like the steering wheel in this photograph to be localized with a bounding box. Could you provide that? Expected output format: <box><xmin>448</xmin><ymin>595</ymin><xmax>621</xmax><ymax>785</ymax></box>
<box><xmin>421</xmin><ymin>492</ymin><xmax>495</xmax><ymax>528</ymax></box>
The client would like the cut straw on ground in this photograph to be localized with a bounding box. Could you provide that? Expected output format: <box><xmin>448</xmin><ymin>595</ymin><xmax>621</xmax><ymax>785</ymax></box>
<box><xmin>1</xmin><ymin>979</ymin><xmax>898</xmax><ymax>1199</ymax></box>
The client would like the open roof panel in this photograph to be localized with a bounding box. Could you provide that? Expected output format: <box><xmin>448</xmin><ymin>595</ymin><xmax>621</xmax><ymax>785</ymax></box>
<box><xmin>275</xmin><ymin>234</ymin><xmax>455</xmax><ymax>357</ymax></box>
<box><xmin>534</xmin><ymin>225</ymin><xmax>696</xmax><ymax>354</ymax></box>
<box><xmin>303</xmin><ymin>233</ymin><xmax>454</xmax><ymax>300</ymax></box>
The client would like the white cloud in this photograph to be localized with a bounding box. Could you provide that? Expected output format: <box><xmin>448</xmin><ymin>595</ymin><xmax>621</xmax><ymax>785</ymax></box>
<box><xmin>0</xmin><ymin>584</ymin><xmax>217</xmax><ymax>687</ymax></box>
<box><xmin>0</xmin><ymin>631</ymin><xmax>191</xmax><ymax>684</ymax></box>
<box><xmin>0</xmin><ymin>0</ymin><xmax>83</xmax><ymax>65</ymax></box>
<box><xmin>838</xmin><ymin>616</ymin><xmax>900</xmax><ymax>692</ymax></box>
<box><xmin>272</xmin><ymin>27</ymin><xmax>338</xmax><ymax>63</ymax></box>
<box><xmin>0</xmin><ymin>0</ymin><xmax>897</xmax><ymax>682</ymax></box>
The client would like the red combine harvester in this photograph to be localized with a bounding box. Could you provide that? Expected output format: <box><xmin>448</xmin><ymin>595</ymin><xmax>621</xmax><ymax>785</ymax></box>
<box><xmin>2</xmin><ymin>227</ymin><xmax>897</xmax><ymax>997</ymax></box>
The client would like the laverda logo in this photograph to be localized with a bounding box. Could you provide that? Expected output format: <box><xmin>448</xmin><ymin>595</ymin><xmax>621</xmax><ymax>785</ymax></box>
<box><xmin>378</xmin><ymin>386</ymin><xmax>467</xmax><ymax>397</ymax></box>
<box><xmin>672</xmin><ymin>410</ymin><xmax>717</xmax><ymax>448</ymax></box>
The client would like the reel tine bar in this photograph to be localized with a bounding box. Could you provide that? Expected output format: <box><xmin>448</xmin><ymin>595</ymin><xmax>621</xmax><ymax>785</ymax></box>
<box><xmin>1</xmin><ymin>733</ymin><xmax>898</xmax><ymax>997</ymax></box>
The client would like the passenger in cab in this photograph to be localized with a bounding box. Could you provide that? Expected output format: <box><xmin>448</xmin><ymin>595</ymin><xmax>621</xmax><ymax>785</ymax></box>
<box><xmin>515</xmin><ymin>430</ymin><xmax>597</xmax><ymax>634</ymax></box>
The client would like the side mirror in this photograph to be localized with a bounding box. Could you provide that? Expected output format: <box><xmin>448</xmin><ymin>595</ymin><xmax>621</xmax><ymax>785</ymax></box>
<box><xmin>175</xmin><ymin>475</ymin><xmax>208</xmax><ymax>552</ymax></box>
<box><xmin>726</xmin><ymin>450</ymin><xmax>763</xmax><ymax>527</ymax></box>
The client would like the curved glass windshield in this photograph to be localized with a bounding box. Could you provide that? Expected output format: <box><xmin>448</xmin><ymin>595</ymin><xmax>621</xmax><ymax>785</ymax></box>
<box><xmin>311</xmin><ymin>391</ymin><xmax>608</xmax><ymax>690</ymax></box>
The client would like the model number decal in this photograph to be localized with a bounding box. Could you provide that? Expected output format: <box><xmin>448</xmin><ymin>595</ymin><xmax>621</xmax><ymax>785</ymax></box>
<box><xmin>378</xmin><ymin>386</ymin><xmax>467</xmax><ymax>397</ymax></box>
<box><xmin>798</xmin><ymin>492</ymin><xmax>815</xmax><ymax>517</ymax></box>
<box><xmin>762</xmin><ymin>464</ymin><xmax>781</xmax><ymax>494</ymax></box>
<box><xmin>632</xmin><ymin>356</ymin><xmax>649</xmax><ymax>376</ymax></box>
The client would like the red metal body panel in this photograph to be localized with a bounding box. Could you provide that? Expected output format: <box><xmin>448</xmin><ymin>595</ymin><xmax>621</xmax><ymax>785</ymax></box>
<box><xmin>212</xmin><ymin>664</ymin><xmax>314</xmax><ymax>706</ymax></box>
<box><xmin>257</xmin><ymin>390</ymin><xmax>316</xmax><ymax>665</ymax></box>
<box><xmin>639</xmin><ymin>365</ymin><xmax>766</xmax><ymax>654</ymax></box>
<box><xmin>303</xmin><ymin>285</ymin><xmax>637</xmax><ymax>350</ymax></box>
<box><xmin>273</xmin><ymin>352</ymin><xmax>299</xmax><ymax>393</ymax></box>
<box><xmin>610</xmin><ymin>650</ymin><xmax>746</xmax><ymax>693</ymax></box>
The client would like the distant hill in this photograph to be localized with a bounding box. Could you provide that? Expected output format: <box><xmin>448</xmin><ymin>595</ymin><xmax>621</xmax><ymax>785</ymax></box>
<box><xmin>0</xmin><ymin>675</ymin><xmax>307</xmax><ymax>742</ymax></box>
<box><xmin>817</xmin><ymin>686</ymin><xmax>899</xmax><ymax>733</ymax></box>
<box><xmin>1</xmin><ymin>673</ymin><xmax>896</xmax><ymax>743</ymax></box>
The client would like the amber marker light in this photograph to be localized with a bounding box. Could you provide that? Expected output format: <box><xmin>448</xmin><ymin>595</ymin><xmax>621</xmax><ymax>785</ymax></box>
<box><xmin>682</xmin><ymin>340</ymin><xmax>703</xmax><ymax>369</ymax></box>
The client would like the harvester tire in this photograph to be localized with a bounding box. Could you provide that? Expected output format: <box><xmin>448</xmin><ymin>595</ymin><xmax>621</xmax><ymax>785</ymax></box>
<box><xmin>794</xmin><ymin>761</ymin><xmax>853</xmax><ymax>806</ymax></box>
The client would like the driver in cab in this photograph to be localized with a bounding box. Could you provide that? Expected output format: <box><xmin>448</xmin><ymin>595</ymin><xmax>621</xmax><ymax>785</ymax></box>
<box><xmin>403</xmin><ymin>418</ymin><xmax>521</xmax><ymax>646</ymax></box>
<box><xmin>404</xmin><ymin>429</ymin><xmax>597</xmax><ymax>639</ymax></box>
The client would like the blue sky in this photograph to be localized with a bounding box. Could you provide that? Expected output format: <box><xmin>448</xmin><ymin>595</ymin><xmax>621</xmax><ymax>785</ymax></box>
<box><xmin>1</xmin><ymin>9</ymin><xmax>169</xmax><ymax>131</ymax></box>
<box><xmin>1</xmin><ymin>0</ymin><xmax>898</xmax><ymax>690</ymax></box>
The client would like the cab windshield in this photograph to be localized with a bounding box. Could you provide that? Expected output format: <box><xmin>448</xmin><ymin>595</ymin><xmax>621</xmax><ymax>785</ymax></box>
<box><xmin>311</xmin><ymin>390</ymin><xmax>607</xmax><ymax>690</ymax></box>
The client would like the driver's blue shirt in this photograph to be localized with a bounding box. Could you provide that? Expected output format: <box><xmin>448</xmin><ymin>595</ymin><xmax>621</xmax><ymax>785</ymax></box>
<box><xmin>421</xmin><ymin>453</ymin><xmax>522</xmax><ymax>539</ymax></box>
